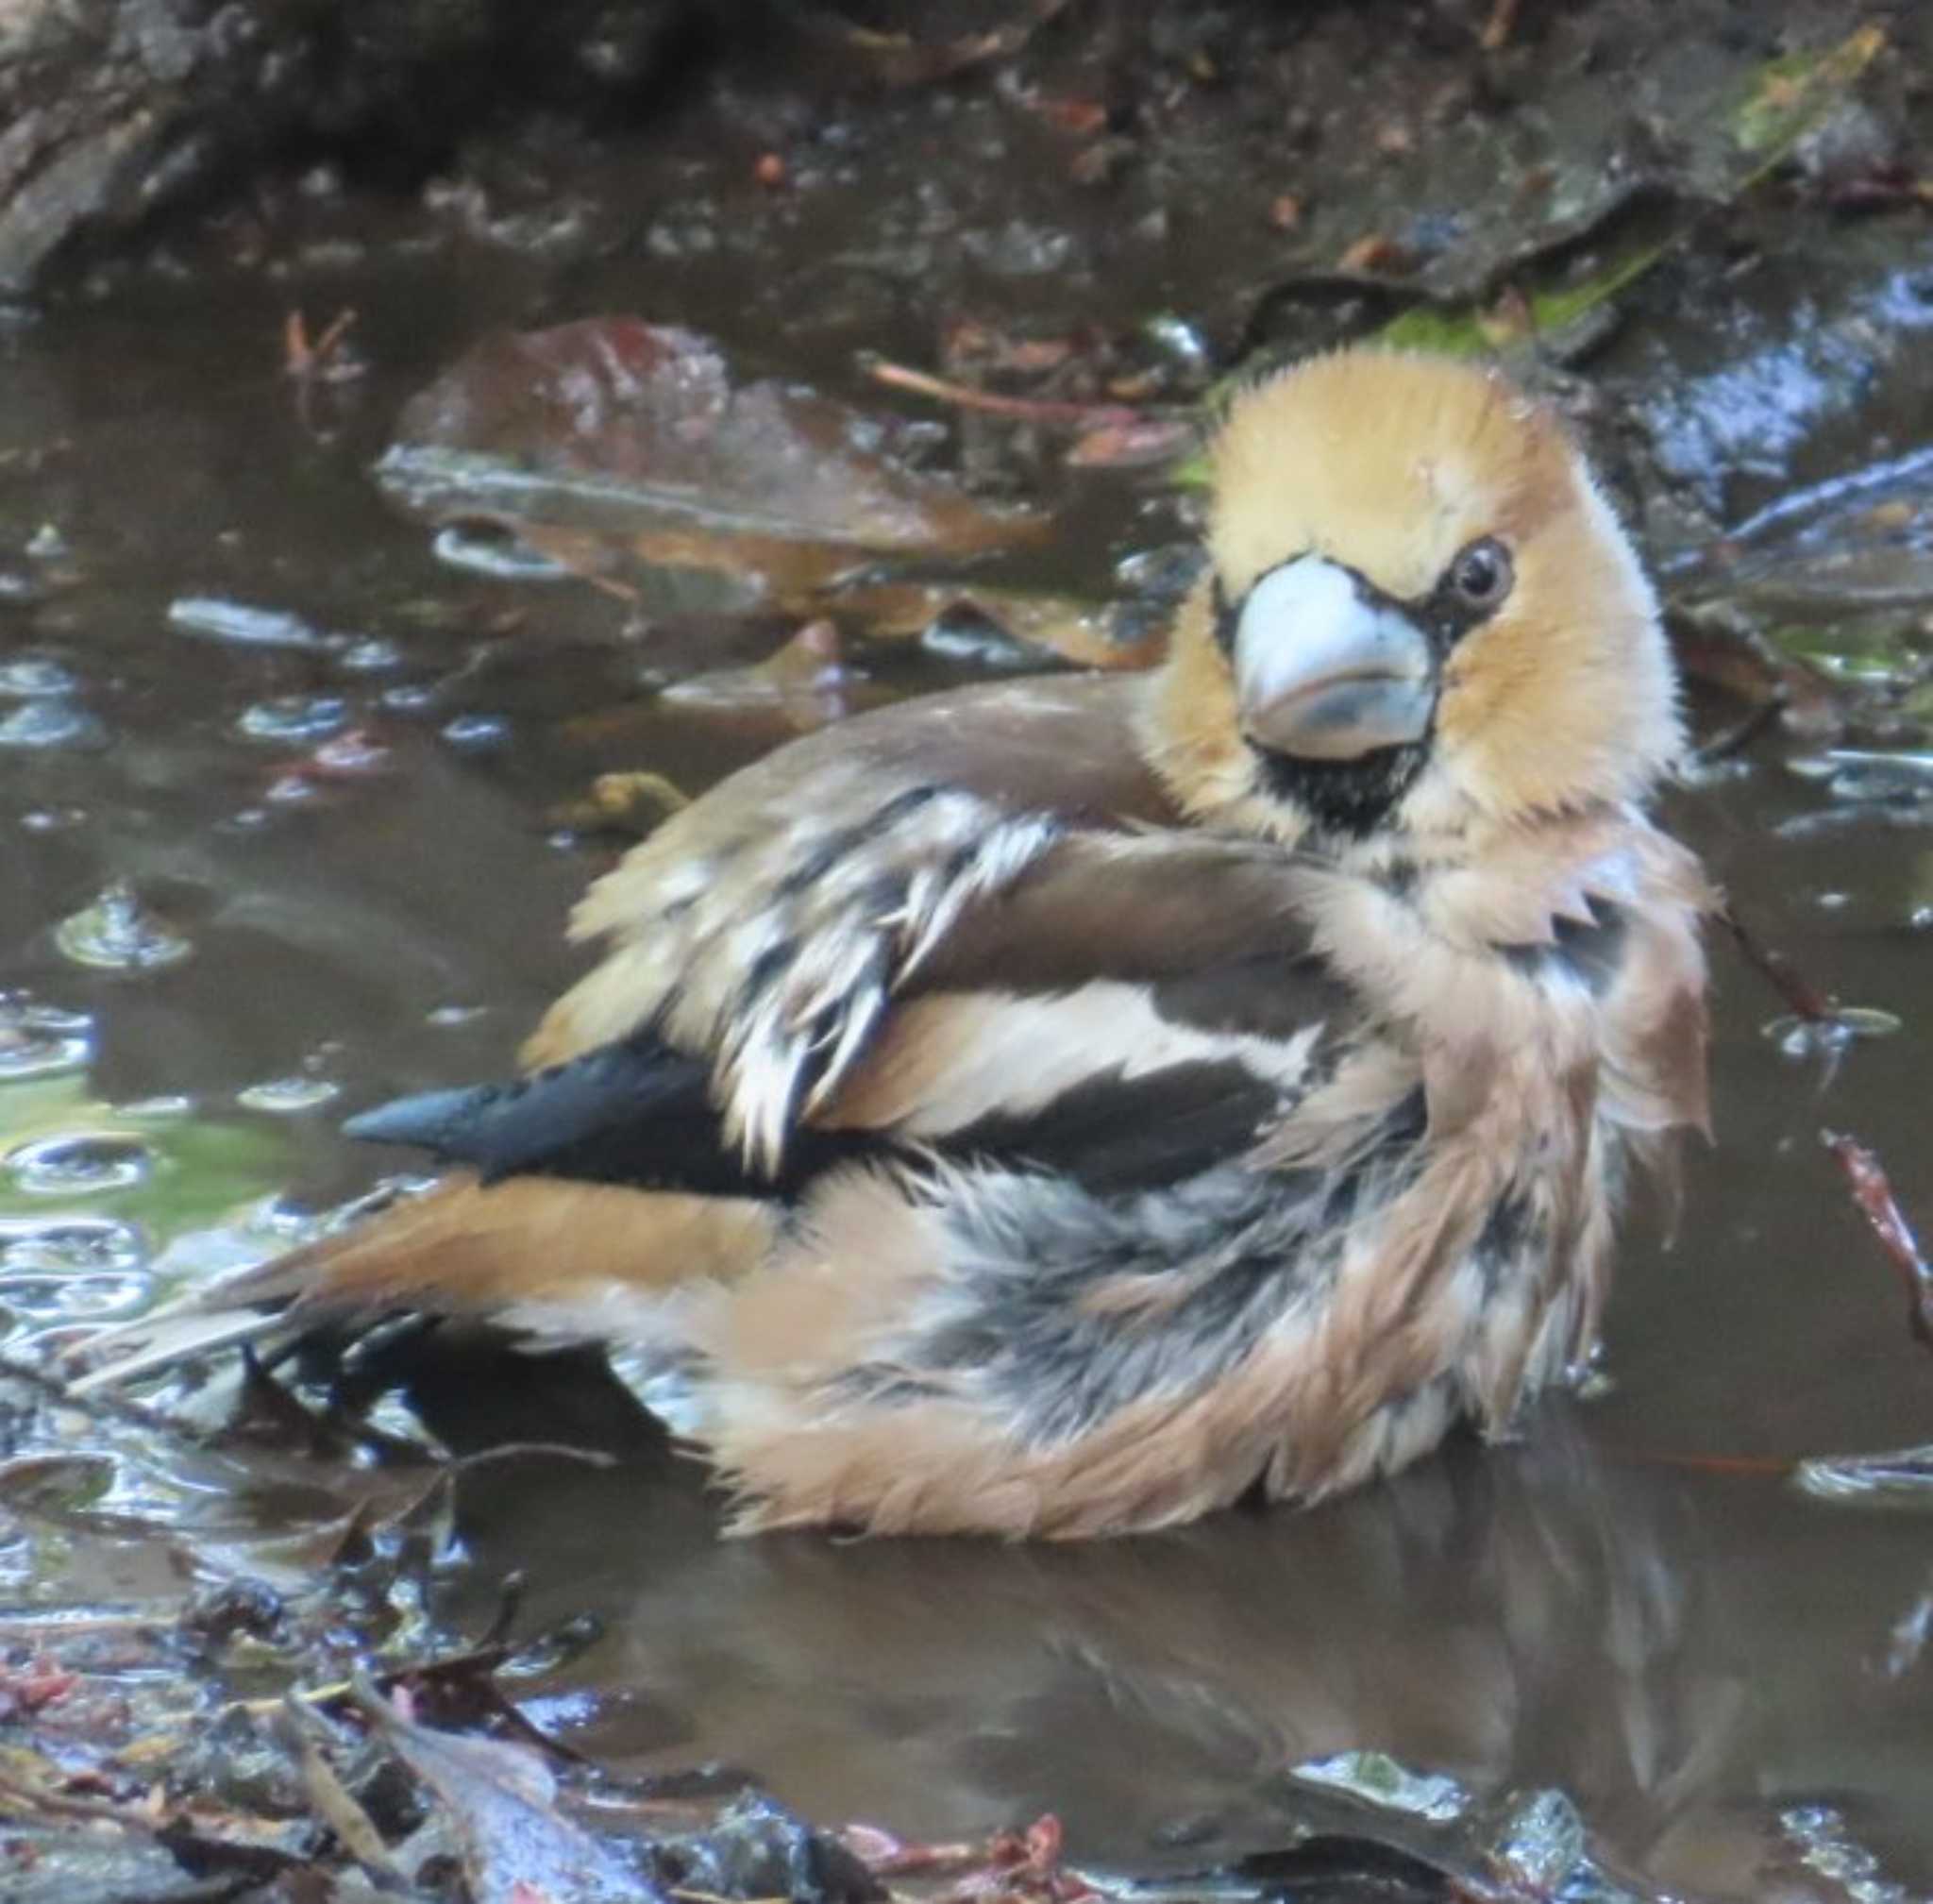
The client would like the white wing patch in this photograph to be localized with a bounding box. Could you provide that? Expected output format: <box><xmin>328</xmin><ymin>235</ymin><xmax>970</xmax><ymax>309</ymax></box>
<box><xmin>671</xmin><ymin>793</ymin><xmax>1065</xmax><ymax>1174</ymax></box>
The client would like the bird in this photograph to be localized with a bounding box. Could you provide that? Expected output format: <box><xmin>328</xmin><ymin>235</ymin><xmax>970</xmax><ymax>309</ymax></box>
<box><xmin>75</xmin><ymin>347</ymin><xmax>1713</xmax><ymax>1539</ymax></box>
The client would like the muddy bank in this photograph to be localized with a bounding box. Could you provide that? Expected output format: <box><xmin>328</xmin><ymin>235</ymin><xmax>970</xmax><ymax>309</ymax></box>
<box><xmin>0</xmin><ymin>0</ymin><xmax>698</xmax><ymax>292</ymax></box>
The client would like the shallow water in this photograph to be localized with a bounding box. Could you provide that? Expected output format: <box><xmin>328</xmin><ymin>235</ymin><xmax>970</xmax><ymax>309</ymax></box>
<box><xmin>6</xmin><ymin>30</ymin><xmax>1933</xmax><ymax>1898</ymax></box>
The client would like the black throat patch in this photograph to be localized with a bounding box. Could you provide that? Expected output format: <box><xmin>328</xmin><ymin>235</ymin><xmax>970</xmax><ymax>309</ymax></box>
<box><xmin>1252</xmin><ymin>741</ymin><xmax>1431</xmax><ymax>840</ymax></box>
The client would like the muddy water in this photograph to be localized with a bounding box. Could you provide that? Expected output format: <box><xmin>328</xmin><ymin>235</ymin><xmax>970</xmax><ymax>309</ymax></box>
<box><xmin>6</xmin><ymin>100</ymin><xmax>1933</xmax><ymax>1904</ymax></box>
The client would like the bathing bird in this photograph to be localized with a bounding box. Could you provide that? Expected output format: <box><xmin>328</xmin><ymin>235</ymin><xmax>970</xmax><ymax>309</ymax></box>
<box><xmin>78</xmin><ymin>348</ymin><xmax>1711</xmax><ymax>1538</ymax></box>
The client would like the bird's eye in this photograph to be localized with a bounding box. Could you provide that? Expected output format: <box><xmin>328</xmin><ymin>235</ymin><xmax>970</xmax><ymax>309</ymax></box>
<box><xmin>1446</xmin><ymin>537</ymin><xmax>1513</xmax><ymax>612</ymax></box>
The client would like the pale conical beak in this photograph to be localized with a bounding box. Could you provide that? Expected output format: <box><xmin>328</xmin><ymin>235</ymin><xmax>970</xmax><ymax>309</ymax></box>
<box><xmin>1232</xmin><ymin>556</ymin><xmax>1437</xmax><ymax>762</ymax></box>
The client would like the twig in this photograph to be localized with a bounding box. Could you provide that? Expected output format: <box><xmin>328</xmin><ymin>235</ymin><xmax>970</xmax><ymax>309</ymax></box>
<box><xmin>1823</xmin><ymin>1131</ymin><xmax>1933</xmax><ymax>1356</ymax></box>
<box><xmin>1606</xmin><ymin>1447</ymin><xmax>1791</xmax><ymax>1477</ymax></box>
<box><xmin>861</xmin><ymin>355</ymin><xmax>1166</xmax><ymax>430</ymax></box>
<box><xmin>286</xmin><ymin>1710</ymin><xmax>410</xmax><ymax>1886</ymax></box>
<box><xmin>1720</xmin><ymin>905</ymin><xmax>1838</xmax><ymax>1024</ymax></box>
<box><xmin>446</xmin><ymin>1441</ymin><xmax>620</xmax><ymax>1475</ymax></box>
<box><xmin>283</xmin><ymin>308</ymin><xmax>360</xmax><ymax>382</ymax></box>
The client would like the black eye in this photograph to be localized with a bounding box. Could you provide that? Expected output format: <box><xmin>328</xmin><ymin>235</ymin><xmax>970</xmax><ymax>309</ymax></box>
<box><xmin>1446</xmin><ymin>537</ymin><xmax>1513</xmax><ymax>612</ymax></box>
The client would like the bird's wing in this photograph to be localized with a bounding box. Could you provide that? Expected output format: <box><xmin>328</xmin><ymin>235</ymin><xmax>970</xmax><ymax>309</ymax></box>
<box><xmin>348</xmin><ymin>673</ymin><xmax>1353</xmax><ymax>1200</ymax></box>
<box><xmin>519</xmin><ymin>674</ymin><xmax>1182</xmax><ymax>1165</ymax></box>
<box><xmin>351</xmin><ymin>823</ymin><xmax>1350</xmax><ymax>1202</ymax></box>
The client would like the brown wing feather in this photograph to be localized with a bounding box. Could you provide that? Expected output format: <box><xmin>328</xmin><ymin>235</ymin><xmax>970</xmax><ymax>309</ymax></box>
<box><xmin>525</xmin><ymin>674</ymin><xmax>1177</xmax><ymax>1074</ymax></box>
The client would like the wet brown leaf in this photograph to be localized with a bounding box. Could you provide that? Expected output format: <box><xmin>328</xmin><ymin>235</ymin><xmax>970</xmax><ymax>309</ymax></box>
<box><xmin>0</xmin><ymin>1657</ymin><xmax>79</xmax><ymax>1721</ymax></box>
<box><xmin>381</xmin><ymin>320</ymin><xmax>1042</xmax><ymax>573</ymax></box>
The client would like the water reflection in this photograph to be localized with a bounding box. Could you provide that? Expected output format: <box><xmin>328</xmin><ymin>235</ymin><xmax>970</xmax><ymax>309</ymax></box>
<box><xmin>424</xmin><ymin>1378</ymin><xmax>1931</xmax><ymax>1896</ymax></box>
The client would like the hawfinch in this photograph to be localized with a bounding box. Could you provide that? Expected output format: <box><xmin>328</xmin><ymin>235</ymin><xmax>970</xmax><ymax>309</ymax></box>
<box><xmin>84</xmin><ymin>348</ymin><xmax>1711</xmax><ymax>1538</ymax></box>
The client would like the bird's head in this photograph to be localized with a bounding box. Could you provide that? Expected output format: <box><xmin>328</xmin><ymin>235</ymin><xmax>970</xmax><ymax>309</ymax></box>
<box><xmin>1144</xmin><ymin>348</ymin><xmax>1683</xmax><ymax>852</ymax></box>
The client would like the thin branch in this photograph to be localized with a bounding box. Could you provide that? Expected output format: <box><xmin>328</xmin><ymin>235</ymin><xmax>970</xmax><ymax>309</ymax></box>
<box><xmin>1720</xmin><ymin>905</ymin><xmax>1838</xmax><ymax>1024</ymax></box>
<box><xmin>861</xmin><ymin>355</ymin><xmax>1166</xmax><ymax>430</ymax></box>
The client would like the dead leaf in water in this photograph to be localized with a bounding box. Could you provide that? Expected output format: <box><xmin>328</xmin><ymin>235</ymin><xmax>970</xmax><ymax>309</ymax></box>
<box><xmin>379</xmin><ymin>320</ymin><xmax>1042</xmax><ymax>583</ymax></box>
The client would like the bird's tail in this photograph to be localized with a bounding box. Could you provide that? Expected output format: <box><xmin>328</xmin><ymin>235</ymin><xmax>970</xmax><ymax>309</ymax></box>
<box><xmin>62</xmin><ymin>1175</ymin><xmax>776</xmax><ymax>1395</ymax></box>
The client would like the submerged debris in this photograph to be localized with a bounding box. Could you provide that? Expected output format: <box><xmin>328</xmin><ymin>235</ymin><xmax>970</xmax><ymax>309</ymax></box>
<box><xmin>1823</xmin><ymin>1131</ymin><xmax>1933</xmax><ymax>1357</ymax></box>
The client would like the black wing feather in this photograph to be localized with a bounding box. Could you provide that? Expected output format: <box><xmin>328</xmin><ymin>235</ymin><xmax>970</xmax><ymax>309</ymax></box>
<box><xmin>345</xmin><ymin>1033</ymin><xmax>873</xmax><ymax>1200</ymax></box>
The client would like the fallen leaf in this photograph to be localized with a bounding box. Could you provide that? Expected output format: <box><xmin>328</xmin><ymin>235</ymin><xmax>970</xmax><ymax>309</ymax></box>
<box><xmin>378</xmin><ymin>320</ymin><xmax>1042</xmax><ymax>580</ymax></box>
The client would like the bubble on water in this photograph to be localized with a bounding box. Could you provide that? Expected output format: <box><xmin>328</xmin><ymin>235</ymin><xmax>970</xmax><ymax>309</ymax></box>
<box><xmin>0</xmin><ymin>656</ymin><xmax>80</xmax><ymax>697</ymax></box>
<box><xmin>0</xmin><ymin>1244</ymin><xmax>151</xmax><ymax>1322</ymax></box>
<box><xmin>20</xmin><ymin>805</ymin><xmax>86</xmax><ymax>833</ymax></box>
<box><xmin>237</xmin><ymin>694</ymin><xmax>347</xmax><ymax>742</ymax></box>
<box><xmin>427</xmin><ymin>1003</ymin><xmax>489</xmax><ymax>1027</ymax></box>
<box><xmin>167</xmin><ymin>597</ymin><xmax>328</xmax><ymax>649</ymax></box>
<box><xmin>337</xmin><ymin>637</ymin><xmax>403</xmax><ymax>673</ymax></box>
<box><xmin>117</xmin><ymin>1095</ymin><xmax>193</xmax><ymax>1120</ymax></box>
<box><xmin>0</xmin><ymin>568</ymin><xmax>51</xmax><ymax>607</ymax></box>
<box><xmin>310</xmin><ymin>730</ymin><xmax>393</xmax><ymax>776</ymax></box>
<box><xmin>55</xmin><ymin>882</ymin><xmax>194</xmax><ymax>971</ymax></box>
<box><xmin>0</xmin><ymin>700</ymin><xmax>106</xmax><ymax>750</ymax></box>
<box><xmin>1764</xmin><ymin>1005</ymin><xmax>1902</xmax><ymax>1056</ymax></box>
<box><xmin>0</xmin><ymin>999</ymin><xmax>93</xmax><ymax>1081</ymax></box>
<box><xmin>0</xmin><ymin>1215</ymin><xmax>146</xmax><ymax>1276</ymax></box>
<box><xmin>443</xmin><ymin>713</ymin><xmax>508</xmax><ymax>750</ymax></box>
<box><xmin>6</xmin><ymin>1132</ymin><xmax>153</xmax><ymax>1196</ymax></box>
<box><xmin>236</xmin><ymin>1075</ymin><xmax>342</xmax><ymax>1114</ymax></box>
